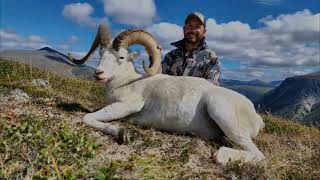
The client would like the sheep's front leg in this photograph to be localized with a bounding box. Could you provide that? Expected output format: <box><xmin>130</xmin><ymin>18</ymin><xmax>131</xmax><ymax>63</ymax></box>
<box><xmin>84</xmin><ymin>101</ymin><xmax>144</xmax><ymax>123</ymax></box>
<box><xmin>83</xmin><ymin>101</ymin><xmax>144</xmax><ymax>143</ymax></box>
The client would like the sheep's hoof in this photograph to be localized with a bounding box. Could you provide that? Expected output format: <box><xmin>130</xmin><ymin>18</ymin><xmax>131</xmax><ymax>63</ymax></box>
<box><xmin>213</xmin><ymin>147</ymin><xmax>265</xmax><ymax>165</ymax></box>
<box><xmin>213</xmin><ymin>147</ymin><xmax>233</xmax><ymax>165</ymax></box>
<box><xmin>117</xmin><ymin>128</ymin><xmax>131</xmax><ymax>145</ymax></box>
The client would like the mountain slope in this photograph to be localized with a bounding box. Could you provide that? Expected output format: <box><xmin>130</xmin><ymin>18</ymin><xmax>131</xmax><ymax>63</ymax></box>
<box><xmin>0</xmin><ymin>47</ymin><xmax>95</xmax><ymax>80</ymax></box>
<box><xmin>255</xmin><ymin>72</ymin><xmax>320</xmax><ymax>126</ymax></box>
<box><xmin>0</xmin><ymin>61</ymin><xmax>319</xmax><ymax>179</ymax></box>
<box><xmin>303</xmin><ymin>101</ymin><xmax>320</xmax><ymax>126</ymax></box>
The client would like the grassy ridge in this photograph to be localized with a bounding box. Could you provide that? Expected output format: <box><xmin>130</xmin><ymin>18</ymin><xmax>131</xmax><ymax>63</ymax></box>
<box><xmin>0</xmin><ymin>60</ymin><xmax>319</xmax><ymax>179</ymax></box>
<box><xmin>0</xmin><ymin>60</ymin><xmax>106</xmax><ymax>112</ymax></box>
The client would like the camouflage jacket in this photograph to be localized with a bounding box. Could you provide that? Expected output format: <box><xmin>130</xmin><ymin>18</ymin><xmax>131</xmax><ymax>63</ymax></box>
<box><xmin>162</xmin><ymin>38</ymin><xmax>221</xmax><ymax>85</ymax></box>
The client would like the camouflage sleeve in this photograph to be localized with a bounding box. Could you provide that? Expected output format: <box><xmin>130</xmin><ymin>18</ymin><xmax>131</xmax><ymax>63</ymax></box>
<box><xmin>205</xmin><ymin>58</ymin><xmax>221</xmax><ymax>86</ymax></box>
<box><xmin>161</xmin><ymin>52</ymin><xmax>174</xmax><ymax>75</ymax></box>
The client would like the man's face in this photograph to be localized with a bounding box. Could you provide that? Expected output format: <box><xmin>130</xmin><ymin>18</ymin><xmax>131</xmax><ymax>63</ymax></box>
<box><xmin>184</xmin><ymin>17</ymin><xmax>206</xmax><ymax>44</ymax></box>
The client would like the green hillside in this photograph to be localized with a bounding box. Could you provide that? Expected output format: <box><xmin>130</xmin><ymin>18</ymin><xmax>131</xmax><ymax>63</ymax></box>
<box><xmin>1</xmin><ymin>60</ymin><xmax>319</xmax><ymax>179</ymax></box>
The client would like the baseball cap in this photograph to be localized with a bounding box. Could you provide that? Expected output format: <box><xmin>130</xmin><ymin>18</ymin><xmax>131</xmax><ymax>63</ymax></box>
<box><xmin>185</xmin><ymin>11</ymin><xmax>206</xmax><ymax>27</ymax></box>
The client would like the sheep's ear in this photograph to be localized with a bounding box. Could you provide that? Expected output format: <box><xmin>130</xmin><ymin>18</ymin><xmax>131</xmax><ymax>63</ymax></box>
<box><xmin>108</xmin><ymin>40</ymin><xmax>113</xmax><ymax>48</ymax></box>
<box><xmin>128</xmin><ymin>51</ymin><xmax>140</xmax><ymax>60</ymax></box>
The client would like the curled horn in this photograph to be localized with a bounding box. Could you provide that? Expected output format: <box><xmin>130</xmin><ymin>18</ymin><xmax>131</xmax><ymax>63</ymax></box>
<box><xmin>112</xmin><ymin>29</ymin><xmax>161</xmax><ymax>76</ymax></box>
<box><xmin>68</xmin><ymin>24</ymin><xmax>111</xmax><ymax>65</ymax></box>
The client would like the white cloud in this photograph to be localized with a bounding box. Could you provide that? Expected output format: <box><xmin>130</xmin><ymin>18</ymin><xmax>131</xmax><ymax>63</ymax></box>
<box><xmin>58</xmin><ymin>35</ymin><xmax>79</xmax><ymax>50</ymax></box>
<box><xmin>0</xmin><ymin>41</ymin><xmax>19</xmax><ymax>49</ymax></box>
<box><xmin>259</xmin><ymin>9</ymin><xmax>320</xmax><ymax>43</ymax></box>
<box><xmin>203</xmin><ymin>9</ymin><xmax>320</xmax><ymax>70</ymax></box>
<box><xmin>22</xmin><ymin>42</ymin><xmax>50</xmax><ymax>49</ymax></box>
<box><xmin>206</xmin><ymin>19</ymin><xmax>253</xmax><ymax>42</ymax></box>
<box><xmin>146</xmin><ymin>22</ymin><xmax>183</xmax><ymax>49</ymax></box>
<box><xmin>27</xmin><ymin>35</ymin><xmax>45</xmax><ymax>43</ymax></box>
<box><xmin>221</xmin><ymin>65</ymin><xmax>319</xmax><ymax>81</ymax></box>
<box><xmin>0</xmin><ymin>41</ymin><xmax>50</xmax><ymax>50</ymax></box>
<box><xmin>248</xmin><ymin>70</ymin><xmax>264</xmax><ymax>77</ymax></box>
<box><xmin>0</xmin><ymin>29</ymin><xmax>50</xmax><ymax>50</ymax></box>
<box><xmin>259</xmin><ymin>10</ymin><xmax>319</xmax><ymax>32</ymax></box>
<box><xmin>58</xmin><ymin>44</ymin><xmax>69</xmax><ymax>50</ymax></box>
<box><xmin>254</xmin><ymin>0</ymin><xmax>283</xmax><ymax>6</ymax></box>
<box><xmin>103</xmin><ymin>0</ymin><xmax>156</xmax><ymax>26</ymax></box>
<box><xmin>0</xmin><ymin>29</ymin><xmax>21</xmax><ymax>41</ymax></box>
<box><xmin>66</xmin><ymin>35</ymin><xmax>79</xmax><ymax>44</ymax></box>
<box><xmin>63</xmin><ymin>3</ymin><xmax>107</xmax><ymax>28</ymax></box>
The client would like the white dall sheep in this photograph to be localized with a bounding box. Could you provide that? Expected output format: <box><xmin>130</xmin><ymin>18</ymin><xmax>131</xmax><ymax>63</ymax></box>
<box><xmin>68</xmin><ymin>24</ymin><xmax>265</xmax><ymax>165</ymax></box>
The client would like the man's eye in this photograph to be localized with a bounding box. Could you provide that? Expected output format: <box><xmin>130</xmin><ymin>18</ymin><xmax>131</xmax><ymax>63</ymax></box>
<box><xmin>186</xmin><ymin>25</ymin><xmax>201</xmax><ymax>29</ymax></box>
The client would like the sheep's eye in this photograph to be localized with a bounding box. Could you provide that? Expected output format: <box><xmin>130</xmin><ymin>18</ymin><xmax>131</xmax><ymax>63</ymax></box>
<box><xmin>119</xmin><ymin>57</ymin><xmax>124</xmax><ymax>59</ymax></box>
<box><xmin>116</xmin><ymin>58</ymin><xmax>123</xmax><ymax>65</ymax></box>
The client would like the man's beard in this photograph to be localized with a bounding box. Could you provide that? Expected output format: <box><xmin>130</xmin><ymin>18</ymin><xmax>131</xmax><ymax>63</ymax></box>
<box><xmin>184</xmin><ymin>32</ymin><xmax>201</xmax><ymax>44</ymax></box>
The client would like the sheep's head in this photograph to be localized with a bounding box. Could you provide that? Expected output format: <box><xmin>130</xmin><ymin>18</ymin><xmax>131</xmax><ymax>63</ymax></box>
<box><xmin>68</xmin><ymin>24</ymin><xmax>162</xmax><ymax>84</ymax></box>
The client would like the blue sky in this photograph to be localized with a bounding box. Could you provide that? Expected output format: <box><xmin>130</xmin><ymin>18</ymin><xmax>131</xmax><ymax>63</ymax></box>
<box><xmin>1</xmin><ymin>0</ymin><xmax>319</xmax><ymax>81</ymax></box>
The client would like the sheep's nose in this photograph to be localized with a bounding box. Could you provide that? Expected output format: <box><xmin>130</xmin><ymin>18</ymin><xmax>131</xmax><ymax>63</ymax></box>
<box><xmin>95</xmin><ymin>69</ymin><xmax>104</xmax><ymax>74</ymax></box>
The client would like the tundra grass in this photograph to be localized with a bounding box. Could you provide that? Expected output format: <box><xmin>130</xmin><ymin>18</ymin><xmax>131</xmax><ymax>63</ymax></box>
<box><xmin>0</xmin><ymin>115</ymin><xmax>98</xmax><ymax>179</ymax></box>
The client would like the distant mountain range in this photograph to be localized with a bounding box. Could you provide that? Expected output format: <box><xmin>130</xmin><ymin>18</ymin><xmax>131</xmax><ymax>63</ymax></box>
<box><xmin>221</xmin><ymin>79</ymin><xmax>282</xmax><ymax>102</ymax></box>
<box><xmin>221</xmin><ymin>79</ymin><xmax>281</xmax><ymax>87</ymax></box>
<box><xmin>0</xmin><ymin>47</ymin><xmax>95</xmax><ymax>80</ymax></box>
<box><xmin>255</xmin><ymin>72</ymin><xmax>320</xmax><ymax>126</ymax></box>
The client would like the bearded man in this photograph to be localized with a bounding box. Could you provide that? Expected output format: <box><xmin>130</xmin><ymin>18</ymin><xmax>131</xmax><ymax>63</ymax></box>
<box><xmin>162</xmin><ymin>11</ymin><xmax>221</xmax><ymax>86</ymax></box>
